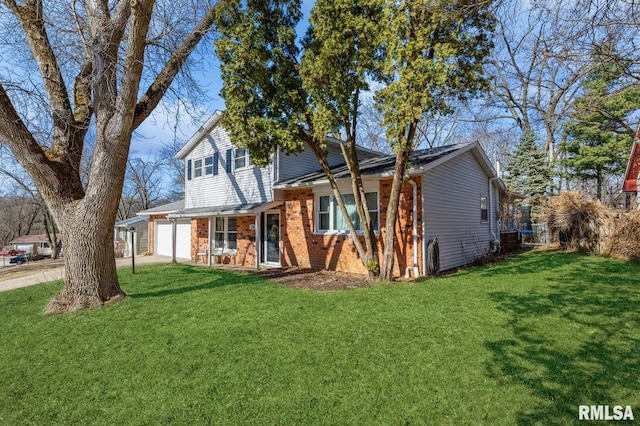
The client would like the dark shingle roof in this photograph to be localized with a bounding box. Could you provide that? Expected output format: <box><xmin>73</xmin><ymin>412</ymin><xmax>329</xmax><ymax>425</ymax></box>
<box><xmin>275</xmin><ymin>143</ymin><xmax>472</xmax><ymax>187</ymax></box>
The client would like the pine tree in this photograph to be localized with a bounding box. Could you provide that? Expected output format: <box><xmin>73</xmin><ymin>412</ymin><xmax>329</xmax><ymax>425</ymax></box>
<box><xmin>505</xmin><ymin>130</ymin><xmax>549</xmax><ymax>216</ymax></box>
<box><xmin>560</xmin><ymin>46</ymin><xmax>640</xmax><ymax>201</ymax></box>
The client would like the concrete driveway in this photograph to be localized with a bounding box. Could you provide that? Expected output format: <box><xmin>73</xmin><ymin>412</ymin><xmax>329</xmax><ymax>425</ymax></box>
<box><xmin>0</xmin><ymin>255</ymin><xmax>172</xmax><ymax>293</ymax></box>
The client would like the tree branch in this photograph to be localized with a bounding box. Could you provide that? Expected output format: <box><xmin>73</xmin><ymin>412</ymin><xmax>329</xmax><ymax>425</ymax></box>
<box><xmin>132</xmin><ymin>3</ymin><xmax>220</xmax><ymax>129</ymax></box>
<box><xmin>5</xmin><ymin>0</ymin><xmax>75</xmax><ymax>157</ymax></box>
<box><xmin>0</xmin><ymin>83</ymin><xmax>61</xmax><ymax>197</ymax></box>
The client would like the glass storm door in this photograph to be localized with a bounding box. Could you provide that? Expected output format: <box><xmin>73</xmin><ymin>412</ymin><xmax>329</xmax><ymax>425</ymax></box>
<box><xmin>264</xmin><ymin>212</ymin><xmax>280</xmax><ymax>264</ymax></box>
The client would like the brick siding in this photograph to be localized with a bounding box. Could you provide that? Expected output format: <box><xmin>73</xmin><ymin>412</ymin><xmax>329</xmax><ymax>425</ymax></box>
<box><xmin>185</xmin><ymin>215</ymin><xmax>257</xmax><ymax>267</ymax></box>
<box><xmin>281</xmin><ymin>177</ymin><xmax>423</xmax><ymax>277</ymax></box>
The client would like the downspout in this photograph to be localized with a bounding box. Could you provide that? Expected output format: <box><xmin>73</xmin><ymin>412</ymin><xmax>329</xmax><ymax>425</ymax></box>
<box><xmin>404</xmin><ymin>179</ymin><xmax>420</xmax><ymax>278</ymax></box>
<box><xmin>489</xmin><ymin>177</ymin><xmax>500</xmax><ymax>252</ymax></box>
<box><xmin>170</xmin><ymin>218</ymin><xmax>177</xmax><ymax>263</ymax></box>
<box><xmin>207</xmin><ymin>217</ymin><xmax>212</xmax><ymax>266</ymax></box>
<box><xmin>254</xmin><ymin>214</ymin><xmax>260</xmax><ymax>269</ymax></box>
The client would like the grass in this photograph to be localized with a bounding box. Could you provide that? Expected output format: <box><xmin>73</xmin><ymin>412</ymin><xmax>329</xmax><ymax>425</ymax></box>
<box><xmin>0</xmin><ymin>249</ymin><xmax>639</xmax><ymax>425</ymax></box>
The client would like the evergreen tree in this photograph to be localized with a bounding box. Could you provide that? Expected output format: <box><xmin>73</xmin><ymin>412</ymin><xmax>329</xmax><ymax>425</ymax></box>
<box><xmin>560</xmin><ymin>46</ymin><xmax>640</xmax><ymax>201</ymax></box>
<box><xmin>214</xmin><ymin>0</ymin><xmax>495</xmax><ymax>279</ymax></box>
<box><xmin>505</xmin><ymin>130</ymin><xmax>549</xmax><ymax>216</ymax></box>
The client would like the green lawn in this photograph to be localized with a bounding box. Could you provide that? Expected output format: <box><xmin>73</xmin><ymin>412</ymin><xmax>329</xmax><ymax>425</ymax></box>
<box><xmin>1</xmin><ymin>250</ymin><xmax>639</xmax><ymax>425</ymax></box>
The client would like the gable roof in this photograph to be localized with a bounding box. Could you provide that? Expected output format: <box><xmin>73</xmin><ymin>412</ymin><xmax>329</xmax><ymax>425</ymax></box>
<box><xmin>274</xmin><ymin>142</ymin><xmax>500</xmax><ymax>189</ymax></box>
<box><xmin>175</xmin><ymin>110</ymin><xmax>223</xmax><ymax>160</ymax></box>
<box><xmin>622</xmin><ymin>125</ymin><xmax>640</xmax><ymax>192</ymax></box>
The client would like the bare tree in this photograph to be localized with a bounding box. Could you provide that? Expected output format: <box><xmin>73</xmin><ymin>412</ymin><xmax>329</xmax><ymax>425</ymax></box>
<box><xmin>117</xmin><ymin>156</ymin><xmax>167</xmax><ymax>220</ymax></box>
<box><xmin>159</xmin><ymin>138</ymin><xmax>186</xmax><ymax>200</ymax></box>
<box><xmin>482</xmin><ymin>0</ymin><xmax>593</xmax><ymax>169</ymax></box>
<box><xmin>0</xmin><ymin>0</ymin><xmax>220</xmax><ymax>313</ymax></box>
<box><xmin>478</xmin><ymin>0</ymin><xmax>640</xmax><ymax>194</ymax></box>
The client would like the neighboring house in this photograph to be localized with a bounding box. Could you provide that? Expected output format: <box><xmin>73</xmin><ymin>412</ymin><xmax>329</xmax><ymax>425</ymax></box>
<box><xmin>10</xmin><ymin>234</ymin><xmax>60</xmax><ymax>255</ymax></box>
<box><xmin>114</xmin><ymin>216</ymin><xmax>149</xmax><ymax>257</ymax></box>
<box><xmin>622</xmin><ymin>126</ymin><xmax>640</xmax><ymax>208</ymax></box>
<box><xmin>138</xmin><ymin>110</ymin><xmax>507</xmax><ymax>277</ymax></box>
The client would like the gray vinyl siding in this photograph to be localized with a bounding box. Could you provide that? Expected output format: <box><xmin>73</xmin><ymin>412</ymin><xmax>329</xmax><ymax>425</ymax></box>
<box><xmin>278</xmin><ymin>143</ymin><xmax>345</xmax><ymax>181</ymax></box>
<box><xmin>184</xmin><ymin>126</ymin><xmax>275</xmax><ymax>209</ymax></box>
<box><xmin>422</xmin><ymin>150</ymin><xmax>499</xmax><ymax>271</ymax></box>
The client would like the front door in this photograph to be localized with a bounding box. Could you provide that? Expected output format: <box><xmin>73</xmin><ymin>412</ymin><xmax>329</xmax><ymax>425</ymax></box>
<box><xmin>264</xmin><ymin>212</ymin><xmax>280</xmax><ymax>265</ymax></box>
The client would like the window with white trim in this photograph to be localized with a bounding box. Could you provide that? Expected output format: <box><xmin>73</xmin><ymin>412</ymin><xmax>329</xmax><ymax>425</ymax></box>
<box><xmin>234</xmin><ymin>148</ymin><xmax>250</xmax><ymax>170</ymax></box>
<box><xmin>193</xmin><ymin>158</ymin><xmax>203</xmax><ymax>178</ymax></box>
<box><xmin>214</xmin><ymin>217</ymin><xmax>238</xmax><ymax>250</ymax></box>
<box><xmin>214</xmin><ymin>217</ymin><xmax>225</xmax><ymax>248</ymax></box>
<box><xmin>227</xmin><ymin>217</ymin><xmax>237</xmax><ymax>249</ymax></box>
<box><xmin>204</xmin><ymin>155</ymin><xmax>214</xmax><ymax>176</ymax></box>
<box><xmin>318</xmin><ymin>196</ymin><xmax>330</xmax><ymax>230</ymax></box>
<box><xmin>316</xmin><ymin>192</ymin><xmax>379</xmax><ymax>233</ymax></box>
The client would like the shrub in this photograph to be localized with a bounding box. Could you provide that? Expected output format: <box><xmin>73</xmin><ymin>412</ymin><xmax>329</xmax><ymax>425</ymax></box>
<box><xmin>545</xmin><ymin>192</ymin><xmax>610</xmax><ymax>254</ymax></box>
<box><xmin>605</xmin><ymin>211</ymin><xmax>640</xmax><ymax>262</ymax></box>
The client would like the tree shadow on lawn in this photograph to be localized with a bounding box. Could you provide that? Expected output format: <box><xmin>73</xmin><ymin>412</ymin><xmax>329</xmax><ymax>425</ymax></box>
<box><xmin>477</xmin><ymin>249</ymin><xmax>580</xmax><ymax>278</ymax></box>
<box><xmin>485</xmin><ymin>261</ymin><xmax>640</xmax><ymax>425</ymax></box>
<box><xmin>125</xmin><ymin>265</ymin><xmax>268</xmax><ymax>299</ymax></box>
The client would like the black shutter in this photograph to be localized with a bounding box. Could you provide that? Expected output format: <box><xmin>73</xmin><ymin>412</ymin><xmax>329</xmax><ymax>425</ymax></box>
<box><xmin>187</xmin><ymin>159</ymin><xmax>192</xmax><ymax>180</ymax></box>
<box><xmin>226</xmin><ymin>149</ymin><xmax>232</xmax><ymax>173</ymax></box>
<box><xmin>213</xmin><ymin>152</ymin><xmax>219</xmax><ymax>175</ymax></box>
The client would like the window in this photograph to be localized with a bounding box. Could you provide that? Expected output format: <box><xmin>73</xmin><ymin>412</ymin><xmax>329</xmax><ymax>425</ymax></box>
<box><xmin>204</xmin><ymin>156</ymin><xmax>214</xmax><ymax>176</ymax></box>
<box><xmin>214</xmin><ymin>217</ymin><xmax>225</xmax><ymax>248</ymax></box>
<box><xmin>316</xmin><ymin>192</ymin><xmax>379</xmax><ymax>233</ymax></box>
<box><xmin>234</xmin><ymin>148</ymin><xmax>250</xmax><ymax>170</ymax></box>
<box><xmin>480</xmin><ymin>195</ymin><xmax>488</xmax><ymax>222</ymax></box>
<box><xmin>193</xmin><ymin>159</ymin><xmax>203</xmax><ymax>178</ymax></box>
<box><xmin>318</xmin><ymin>196</ymin><xmax>330</xmax><ymax>230</ymax></box>
<box><xmin>214</xmin><ymin>217</ymin><xmax>238</xmax><ymax>250</ymax></box>
<box><xmin>227</xmin><ymin>217</ymin><xmax>237</xmax><ymax>249</ymax></box>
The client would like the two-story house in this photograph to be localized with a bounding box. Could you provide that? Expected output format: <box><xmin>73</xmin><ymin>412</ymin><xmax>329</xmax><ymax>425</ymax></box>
<box><xmin>138</xmin><ymin>110</ymin><xmax>507</xmax><ymax>277</ymax></box>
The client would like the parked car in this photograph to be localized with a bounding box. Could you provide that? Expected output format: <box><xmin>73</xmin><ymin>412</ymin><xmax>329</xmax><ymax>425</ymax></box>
<box><xmin>9</xmin><ymin>253</ymin><xmax>50</xmax><ymax>265</ymax></box>
<box><xmin>0</xmin><ymin>248</ymin><xmax>25</xmax><ymax>256</ymax></box>
<box><xmin>9</xmin><ymin>253</ymin><xmax>31</xmax><ymax>265</ymax></box>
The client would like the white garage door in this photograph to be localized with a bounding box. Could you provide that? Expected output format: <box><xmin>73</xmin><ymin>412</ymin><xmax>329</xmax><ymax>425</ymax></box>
<box><xmin>175</xmin><ymin>221</ymin><xmax>191</xmax><ymax>259</ymax></box>
<box><xmin>155</xmin><ymin>220</ymin><xmax>191</xmax><ymax>259</ymax></box>
<box><xmin>155</xmin><ymin>221</ymin><xmax>173</xmax><ymax>257</ymax></box>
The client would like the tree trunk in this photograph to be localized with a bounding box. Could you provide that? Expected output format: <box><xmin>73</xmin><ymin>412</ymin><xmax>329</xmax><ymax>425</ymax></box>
<box><xmin>306</xmin><ymin>136</ymin><xmax>379</xmax><ymax>280</ymax></box>
<box><xmin>380</xmin><ymin>147</ymin><xmax>411</xmax><ymax>280</ymax></box>
<box><xmin>44</xmin><ymin>193</ymin><xmax>126</xmax><ymax>314</ymax></box>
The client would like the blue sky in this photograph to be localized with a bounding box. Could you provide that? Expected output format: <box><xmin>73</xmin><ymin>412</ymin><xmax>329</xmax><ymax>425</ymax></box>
<box><xmin>130</xmin><ymin>0</ymin><xmax>315</xmax><ymax>158</ymax></box>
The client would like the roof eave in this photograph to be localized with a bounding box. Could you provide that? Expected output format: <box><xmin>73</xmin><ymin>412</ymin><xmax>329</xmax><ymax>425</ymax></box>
<box><xmin>175</xmin><ymin>110</ymin><xmax>223</xmax><ymax>160</ymax></box>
